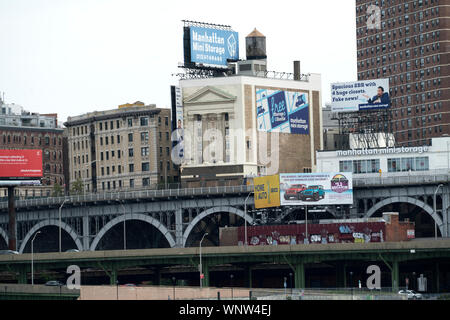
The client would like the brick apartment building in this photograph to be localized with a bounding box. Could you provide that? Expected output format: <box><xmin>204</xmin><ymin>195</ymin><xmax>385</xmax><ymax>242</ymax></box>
<box><xmin>0</xmin><ymin>100</ymin><xmax>65</xmax><ymax>197</ymax></box>
<box><xmin>356</xmin><ymin>0</ymin><xmax>449</xmax><ymax>146</ymax></box>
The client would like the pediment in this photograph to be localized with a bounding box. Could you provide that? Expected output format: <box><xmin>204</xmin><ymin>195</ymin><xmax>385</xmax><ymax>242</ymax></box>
<box><xmin>184</xmin><ymin>86</ymin><xmax>236</xmax><ymax>105</ymax></box>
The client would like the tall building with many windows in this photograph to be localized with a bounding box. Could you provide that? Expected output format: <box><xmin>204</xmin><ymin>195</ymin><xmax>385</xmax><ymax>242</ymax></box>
<box><xmin>64</xmin><ymin>102</ymin><xmax>178</xmax><ymax>193</ymax></box>
<box><xmin>356</xmin><ymin>0</ymin><xmax>449</xmax><ymax>146</ymax></box>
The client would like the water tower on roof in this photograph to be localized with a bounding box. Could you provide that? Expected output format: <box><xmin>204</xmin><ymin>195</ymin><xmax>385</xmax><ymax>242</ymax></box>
<box><xmin>246</xmin><ymin>28</ymin><xmax>267</xmax><ymax>60</ymax></box>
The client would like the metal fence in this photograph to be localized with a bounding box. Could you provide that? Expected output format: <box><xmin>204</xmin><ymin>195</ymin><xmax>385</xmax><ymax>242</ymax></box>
<box><xmin>0</xmin><ymin>184</ymin><xmax>254</xmax><ymax>210</ymax></box>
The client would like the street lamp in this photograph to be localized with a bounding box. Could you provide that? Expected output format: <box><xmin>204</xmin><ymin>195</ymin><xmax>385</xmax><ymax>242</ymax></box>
<box><xmin>230</xmin><ymin>274</ymin><xmax>234</xmax><ymax>300</ymax></box>
<box><xmin>31</xmin><ymin>231</ymin><xmax>41</xmax><ymax>285</ymax></box>
<box><xmin>59</xmin><ymin>199</ymin><xmax>67</xmax><ymax>252</ymax></box>
<box><xmin>199</xmin><ymin>232</ymin><xmax>208</xmax><ymax>289</ymax></box>
<box><xmin>244</xmin><ymin>192</ymin><xmax>253</xmax><ymax>246</ymax></box>
<box><xmin>116</xmin><ymin>199</ymin><xmax>126</xmax><ymax>250</ymax></box>
<box><xmin>433</xmin><ymin>184</ymin><xmax>444</xmax><ymax>240</ymax></box>
<box><xmin>172</xmin><ymin>277</ymin><xmax>176</xmax><ymax>300</ymax></box>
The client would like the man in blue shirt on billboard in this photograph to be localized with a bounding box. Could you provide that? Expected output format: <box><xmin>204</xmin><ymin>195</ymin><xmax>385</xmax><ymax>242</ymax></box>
<box><xmin>362</xmin><ymin>86</ymin><xmax>390</xmax><ymax>105</ymax></box>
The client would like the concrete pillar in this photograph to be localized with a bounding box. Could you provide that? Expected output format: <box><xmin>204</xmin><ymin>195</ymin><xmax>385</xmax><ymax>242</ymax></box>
<box><xmin>17</xmin><ymin>267</ymin><xmax>27</xmax><ymax>284</ymax></box>
<box><xmin>203</xmin><ymin>263</ymin><xmax>210</xmax><ymax>287</ymax></box>
<box><xmin>442</xmin><ymin>188</ymin><xmax>449</xmax><ymax>237</ymax></box>
<box><xmin>82</xmin><ymin>215</ymin><xmax>90</xmax><ymax>251</ymax></box>
<box><xmin>294</xmin><ymin>263</ymin><xmax>305</xmax><ymax>289</ymax></box>
<box><xmin>336</xmin><ymin>263</ymin><xmax>346</xmax><ymax>288</ymax></box>
<box><xmin>391</xmin><ymin>260</ymin><xmax>399</xmax><ymax>292</ymax></box>
<box><xmin>154</xmin><ymin>268</ymin><xmax>161</xmax><ymax>286</ymax></box>
<box><xmin>175</xmin><ymin>209</ymin><xmax>183</xmax><ymax>248</ymax></box>
<box><xmin>244</xmin><ymin>265</ymin><xmax>253</xmax><ymax>289</ymax></box>
<box><xmin>435</xmin><ymin>262</ymin><xmax>440</xmax><ymax>293</ymax></box>
<box><xmin>110</xmin><ymin>266</ymin><xmax>118</xmax><ymax>285</ymax></box>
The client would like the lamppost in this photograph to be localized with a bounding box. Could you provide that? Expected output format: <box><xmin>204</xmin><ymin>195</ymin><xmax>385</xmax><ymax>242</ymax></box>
<box><xmin>199</xmin><ymin>232</ymin><xmax>208</xmax><ymax>289</ymax></box>
<box><xmin>116</xmin><ymin>199</ymin><xmax>126</xmax><ymax>250</ymax></box>
<box><xmin>244</xmin><ymin>192</ymin><xmax>253</xmax><ymax>246</ymax></box>
<box><xmin>31</xmin><ymin>231</ymin><xmax>41</xmax><ymax>285</ymax></box>
<box><xmin>289</xmin><ymin>272</ymin><xmax>293</xmax><ymax>294</ymax></box>
<box><xmin>349</xmin><ymin>271</ymin><xmax>354</xmax><ymax>300</ymax></box>
<box><xmin>59</xmin><ymin>199</ymin><xmax>67</xmax><ymax>253</ymax></box>
<box><xmin>230</xmin><ymin>274</ymin><xmax>234</xmax><ymax>300</ymax></box>
<box><xmin>433</xmin><ymin>184</ymin><xmax>444</xmax><ymax>240</ymax></box>
<box><xmin>172</xmin><ymin>276</ymin><xmax>176</xmax><ymax>300</ymax></box>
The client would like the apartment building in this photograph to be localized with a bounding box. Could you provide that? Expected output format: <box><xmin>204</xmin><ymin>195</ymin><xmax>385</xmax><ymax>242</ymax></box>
<box><xmin>64</xmin><ymin>102</ymin><xmax>177</xmax><ymax>193</ymax></box>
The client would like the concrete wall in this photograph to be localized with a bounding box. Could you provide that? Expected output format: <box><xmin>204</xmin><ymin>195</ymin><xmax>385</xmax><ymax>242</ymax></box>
<box><xmin>79</xmin><ymin>285</ymin><xmax>250</xmax><ymax>300</ymax></box>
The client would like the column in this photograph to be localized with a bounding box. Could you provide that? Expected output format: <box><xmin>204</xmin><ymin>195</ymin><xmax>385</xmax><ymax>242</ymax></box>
<box><xmin>110</xmin><ymin>265</ymin><xmax>118</xmax><ymax>285</ymax></box>
<box><xmin>294</xmin><ymin>263</ymin><xmax>305</xmax><ymax>289</ymax></box>
<box><xmin>175</xmin><ymin>209</ymin><xmax>183</xmax><ymax>248</ymax></box>
<box><xmin>443</xmin><ymin>188</ymin><xmax>449</xmax><ymax>237</ymax></box>
<box><xmin>154</xmin><ymin>267</ymin><xmax>161</xmax><ymax>286</ymax></box>
<box><xmin>391</xmin><ymin>260</ymin><xmax>399</xmax><ymax>292</ymax></box>
<box><xmin>82</xmin><ymin>215</ymin><xmax>90</xmax><ymax>251</ymax></box>
<box><xmin>244</xmin><ymin>265</ymin><xmax>253</xmax><ymax>289</ymax></box>
<box><xmin>202</xmin><ymin>263</ymin><xmax>210</xmax><ymax>288</ymax></box>
<box><xmin>336</xmin><ymin>263</ymin><xmax>346</xmax><ymax>288</ymax></box>
<box><xmin>17</xmin><ymin>266</ymin><xmax>27</xmax><ymax>284</ymax></box>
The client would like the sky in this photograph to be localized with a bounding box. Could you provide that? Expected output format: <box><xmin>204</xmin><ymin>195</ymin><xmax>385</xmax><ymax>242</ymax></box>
<box><xmin>0</xmin><ymin>0</ymin><xmax>357</xmax><ymax>124</ymax></box>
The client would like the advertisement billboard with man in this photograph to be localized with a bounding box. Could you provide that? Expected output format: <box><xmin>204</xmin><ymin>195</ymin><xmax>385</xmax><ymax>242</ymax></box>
<box><xmin>331</xmin><ymin>79</ymin><xmax>390</xmax><ymax>112</ymax></box>
<box><xmin>280</xmin><ymin>172</ymin><xmax>353</xmax><ymax>206</ymax></box>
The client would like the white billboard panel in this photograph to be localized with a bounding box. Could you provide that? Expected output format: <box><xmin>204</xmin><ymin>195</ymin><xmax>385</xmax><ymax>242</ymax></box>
<box><xmin>331</xmin><ymin>79</ymin><xmax>390</xmax><ymax>113</ymax></box>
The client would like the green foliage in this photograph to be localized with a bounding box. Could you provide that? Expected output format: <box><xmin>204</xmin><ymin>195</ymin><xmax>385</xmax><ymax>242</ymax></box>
<box><xmin>70</xmin><ymin>178</ymin><xmax>84</xmax><ymax>195</ymax></box>
<box><xmin>52</xmin><ymin>183</ymin><xmax>64</xmax><ymax>197</ymax></box>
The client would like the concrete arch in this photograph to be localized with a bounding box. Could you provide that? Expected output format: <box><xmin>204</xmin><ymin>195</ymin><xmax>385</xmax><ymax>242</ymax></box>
<box><xmin>0</xmin><ymin>227</ymin><xmax>8</xmax><ymax>246</ymax></box>
<box><xmin>366</xmin><ymin>196</ymin><xmax>444</xmax><ymax>236</ymax></box>
<box><xmin>19</xmin><ymin>219</ymin><xmax>83</xmax><ymax>254</ymax></box>
<box><xmin>89</xmin><ymin>213</ymin><xmax>176</xmax><ymax>251</ymax></box>
<box><xmin>182</xmin><ymin>206</ymin><xmax>254</xmax><ymax>247</ymax></box>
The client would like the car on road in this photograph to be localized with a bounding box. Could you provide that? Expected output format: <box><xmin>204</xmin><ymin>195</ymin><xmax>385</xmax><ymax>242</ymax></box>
<box><xmin>0</xmin><ymin>250</ymin><xmax>19</xmax><ymax>255</ymax></box>
<box><xmin>284</xmin><ymin>184</ymin><xmax>307</xmax><ymax>200</ymax></box>
<box><xmin>398</xmin><ymin>290</ymin><xmax>423</xmax><ymax>300</ymax></box>
<box><xmin>45</xmin><ymin>280</ymin><xmax>64</xmax><ymax>287</ymax></box>
<box><xmin>65</xmin><ymin>249</ymin><xmax>80</xmax><ymax>253</ymax></box>
<box><xmin>299</xmin><ymin>185</ymin><xmax>325</xmax><ymax>202</ymax></box>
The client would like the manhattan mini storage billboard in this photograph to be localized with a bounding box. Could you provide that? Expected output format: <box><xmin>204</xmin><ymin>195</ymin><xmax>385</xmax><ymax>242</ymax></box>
<box><xmin>253</xmin><ymin>175</ymin><xmax>281</xmax><ymax>209</ymax></box>
<box><xmin>331</xmin><ymin>79</ymin><xmax>390</xmax><ymax>112</ymax></box>
<box><xmin>0</xmin><ymin>149</ymin><xmax>43</xmax><ymax>179</ymax></box>
<box><xmin>280</xmin><ymin>173</ymin><xmax>353</xmax><ymax>206</ymax></box>
<box><xmin>187</xmin><ymin>26</ymin><xmax>239</xmax><ymax>68</ymax></box>
<box><xmin>256</xmin><ymin>88</ymin><xmax>309</xmax><ymax>134</ymax></box>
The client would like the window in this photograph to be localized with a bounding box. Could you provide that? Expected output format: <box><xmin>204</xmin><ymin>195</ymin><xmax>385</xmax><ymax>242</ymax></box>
<box><xmin>142</xmin><ymin>162</ymin><xmax>150</xmax><ymax>172</ymax></box>
<box><xmin>140</xmin><ymin>117</ymin><xmax>149</xmax><ymax>126</ymax></box>
<box><xmin>129</xmin><ymin>163</ymin><xmax>134</xmax><ymax>173</ymax></box>
<box><xmin>142</xmin><ymin>178</ymin><xmax>150</xmax><ymax>187</ymax></box>
<box><xmin>128</xmin><ymin>118</ymin><xmax>133</xmax><ymax>127</ymax></box>
<box><xmin>128</xmin><ymin>148</ymin><xmax>134</xmax><ymax>157</ymax></box>
<box><xmin>340</xmin><ymin>159</ymin><xmax>380</xmax><ymax>174</ymax></box>
<box><xmin>388</xmin><ymin>157</ymin><xmax>429</xmax><ymax>172</ymax></box>
<box><xmin>128</xmin><ymin>133</ymin><xmax>133</xmax><ymax>142</ymax></box>
<box><xmin>141</xmin><ymin>147</ymin><xmax>149</xmax><ymax>156</ymax></box>
<box><xmin>129</xmin><ymin>179</ymin><xmax>134</xmax><ymax>188</ymax></box>
<box><xmin>141</xmin><ymin>132</ymin><xmax>149</xmax><ymax>142</ymax></box>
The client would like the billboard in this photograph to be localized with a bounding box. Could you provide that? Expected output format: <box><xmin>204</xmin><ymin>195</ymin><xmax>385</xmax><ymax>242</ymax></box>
<box><xmin>171</xmin><ymin>86</ymin><xmax>184</xmax><ymax>161</ymax></box>
<box><xmin>280</xmin><ymin>172</ymin><xmax>353</xmax><ymax>205</ymax></box>
<box><xmin>0</xmin><ymin>149</ymin><xmax>43</xmax><ymax>179</ymax></box>
<box><xmin>187</xmin><ymin>26</ymin><xmax>239</xmax><ymax>68</ymax></box>
<box><xmin>253</xmin><ymin>175</ymin><xmax>281</xmax><ymax>209</ymax></box>
<box><xmin>331</xmin><ymin>79</ymin><xmax>390</xmax><ymax>112</ymax></box>
<box><xmin>256</xmin><ymin>88</ymin><xmax>309</xmax><ymax>134</ymax></box>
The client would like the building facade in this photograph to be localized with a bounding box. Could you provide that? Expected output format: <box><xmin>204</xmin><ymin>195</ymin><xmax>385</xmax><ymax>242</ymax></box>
<box><xmin>316</xmin><ymin>136</ymin><xmax>450</xmax><ymax>175</ymax></box>
<box><xmin>64</xmin><ymin>103</ymin><xmax>177</xmax><ymax>193</ymax></box>
<box><xmin>0</xmin><ymin>100</ymin><xmax>65</xmax><ymax>198</ymax></box>
<box><xmin>356</xmin><ymin>0</ymin><xmax>449</xmax><ymax>146</ymax></box>
<box><xmin>179</xmin><ymin>74</ymin><xmax>323</xmax><ymax>187</ymax></box>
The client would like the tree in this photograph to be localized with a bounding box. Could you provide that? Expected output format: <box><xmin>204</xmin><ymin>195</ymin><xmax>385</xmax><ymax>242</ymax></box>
<box><xmin>52</xmin><ymin>183</ymin><xmax>63</xmax><ymax>197</ymax></box>
<box><xmin>70</xmin><ymin>178</ymin><xmax>84</xmax><ymax>195</ymax></box>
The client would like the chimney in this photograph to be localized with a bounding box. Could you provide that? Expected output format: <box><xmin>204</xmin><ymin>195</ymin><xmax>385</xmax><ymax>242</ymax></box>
<box><xmin>293</xmin><ymin>61</ymin><xmax>301</xmax><ymax>81</ymax></box>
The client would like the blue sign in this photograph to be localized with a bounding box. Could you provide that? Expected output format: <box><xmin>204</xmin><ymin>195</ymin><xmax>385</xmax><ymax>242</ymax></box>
<box><xmin>189</xmin><ymin>26</ymin><xmax>239</xmax><ymax>67</ymax></box>
<box><xmin>256</xmin><ymin>88</ymin><xmax>309</xmax><ymax>135</ymax></box>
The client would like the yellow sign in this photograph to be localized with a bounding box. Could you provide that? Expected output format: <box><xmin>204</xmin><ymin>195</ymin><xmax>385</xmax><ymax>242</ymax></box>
<box><xmin>253</xmin><ymin>175</ymin><xmax>281</xmax><ymax>209</ymax></box>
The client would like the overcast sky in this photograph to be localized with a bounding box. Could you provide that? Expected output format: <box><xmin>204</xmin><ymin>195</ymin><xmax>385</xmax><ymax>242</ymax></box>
<box><xmin>0</xmin><ymin>0</ymin><xmax>357</xmax><ymax>124</ymax></box>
